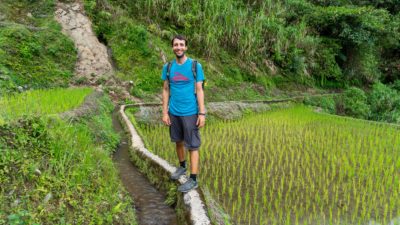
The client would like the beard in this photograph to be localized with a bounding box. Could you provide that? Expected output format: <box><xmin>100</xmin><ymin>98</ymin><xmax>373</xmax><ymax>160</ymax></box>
<box><xmin>175</xmin><ymin>52</ymin><xmax>185</xmax><ymax>58</ymax></box>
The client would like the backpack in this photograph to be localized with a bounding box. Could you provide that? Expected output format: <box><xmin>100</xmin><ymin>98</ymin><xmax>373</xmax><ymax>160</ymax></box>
<box><xmin>166</xmin><ymin>60</ymin><xmax>205</xmax><ymax>94</ymax></box>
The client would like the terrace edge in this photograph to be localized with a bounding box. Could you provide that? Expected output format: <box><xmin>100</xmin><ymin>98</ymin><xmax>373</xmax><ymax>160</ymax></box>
<box><xmin>118</xmin><ymin>104</ymin><xmax>212</xmax><ymax>225</ymax></box>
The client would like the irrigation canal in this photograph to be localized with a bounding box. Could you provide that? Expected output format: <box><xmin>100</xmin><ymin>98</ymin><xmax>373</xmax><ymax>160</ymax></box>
<box><xmin>112</xmin><ymin>109</ymin><xmax>178</xmax><ymax>225</ymax></box>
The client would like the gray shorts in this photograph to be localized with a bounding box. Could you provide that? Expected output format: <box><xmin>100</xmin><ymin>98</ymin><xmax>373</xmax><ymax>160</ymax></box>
<box><xmin>169</xmin><ymin>114</ymin><xmax>201</xmax><ymax>150</ymax></box>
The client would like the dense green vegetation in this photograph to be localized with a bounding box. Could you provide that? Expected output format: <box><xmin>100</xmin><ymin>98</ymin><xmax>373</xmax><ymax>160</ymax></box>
<box><xmin>0</xmin><ymin>0</ymin><xmax>76</xmax><ymax>95</ymax></box>
<box><xmin>1</xmin><ymin>0</ymin><xmax>399</xmax><ymax>122</ymax></box>
<box><xmin>0</xmin><ymin>89</ymin><xmax>137</xmax><ymax>224</ymax></box>
<box><xmin>137</xmin><ymin>105</ymin><xmax>400</xmax><ymax>225</ymax></box>
<box><xmin>309</xmin><ymin>0</ymin><xmax>400</xmax><ymax>17</ymax></box>
<box><xmin>304</xmin><ymin>82</ymin><xmax>400</xmax><ymax>123</ymax></box>
<box><xmin>84</xmin><ymin>0</ymin><xmax>399</xmax><ymax>89</ymax></box>
<box><xmin>83</xmin><ymin>0</ymin><xmax>270</xmax><ymax>101</ymax></box>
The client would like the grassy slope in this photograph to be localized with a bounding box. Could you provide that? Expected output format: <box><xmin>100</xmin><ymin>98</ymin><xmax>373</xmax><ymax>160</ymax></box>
<box><xmin>0</xmin><ymin>88</ymin><xmax>137</xmax><ymax>224</ymax></box>
<box><xmin>84</xmin><ymin>0</ymin><xmax>319</xmax><ymax>102</ymax></box>
<box><xmin>0</xmin><ymin>0</ymin><xmax>76</xmax><ymax>95</ymax></box>
<box><xmin>84</xmin><ymin>0</ymin><xmax>400</xmax><ymax>102</ymax></box>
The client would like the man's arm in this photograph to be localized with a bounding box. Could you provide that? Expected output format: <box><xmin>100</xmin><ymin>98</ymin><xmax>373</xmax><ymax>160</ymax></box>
<box><xmin>162</xmin><ymin>80</ymin><xmax>171</xmax><ymax>126</ymax></box>
<box><xmin>196</xmin><ymin>82</ymin><xmax>205</xmax><ymax>128</ymax></box>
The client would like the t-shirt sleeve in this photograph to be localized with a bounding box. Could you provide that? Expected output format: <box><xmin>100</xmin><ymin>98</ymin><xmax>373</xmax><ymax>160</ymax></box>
<box><xmin>161</xmin><ymin>63</ymin><xmax>168</xmax><ymax>81</ymax></box>
<box><xmin>196</xmin><ymin>63</ymin><xmax>205</xmax><ymax>82</ymax></box>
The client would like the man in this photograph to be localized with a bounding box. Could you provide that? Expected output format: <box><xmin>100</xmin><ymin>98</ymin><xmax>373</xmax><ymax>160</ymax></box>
<box><xmin>161</xmin><ymin>34</ymin><xmax>206</xmax><ymax>193</ymax></box>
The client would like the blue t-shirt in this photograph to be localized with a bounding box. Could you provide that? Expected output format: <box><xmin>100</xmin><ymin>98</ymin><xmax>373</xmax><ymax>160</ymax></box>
<box><xmin>161</xmin><ymin>58</ymin><xmax>205</xmax><ymax>116</ymax></box>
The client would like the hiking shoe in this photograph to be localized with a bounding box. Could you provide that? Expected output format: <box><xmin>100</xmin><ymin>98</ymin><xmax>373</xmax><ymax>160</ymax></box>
<box><xmin>170</xmin><ymin>167</ymin><xmax>186</xmax><ymax>180</ymax></box>
<box><xmin>178</xmin><ymin>178</ymin><xmax>198</xmax><ymax>193</ymax></box>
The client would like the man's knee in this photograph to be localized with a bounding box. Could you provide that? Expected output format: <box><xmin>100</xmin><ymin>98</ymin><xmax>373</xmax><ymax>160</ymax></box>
<box><xmin>176</xmin><ymin>141</ymin><xmax>184</xmax><ymax>147</ymax></box>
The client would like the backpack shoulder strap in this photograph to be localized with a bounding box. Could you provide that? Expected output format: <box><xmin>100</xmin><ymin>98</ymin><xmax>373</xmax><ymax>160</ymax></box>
<box><xmin>166</xmin><ymin>61</ymin><xmax>172</xmax><ymax>82</ymax></box>
<box><xmin>192</xmin><ymin>60</ymin><xmax>198</xmax><ymax>81</ymax></box>
<box><xmin>192</xmin><ymin>60</ymin><xmax>198</xmax><ymax>94</ymax></box>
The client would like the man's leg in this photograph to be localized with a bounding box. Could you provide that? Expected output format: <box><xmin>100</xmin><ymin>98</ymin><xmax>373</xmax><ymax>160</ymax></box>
<box><xmin>177</xmin><ymin>115</ymin><xmax>200</xmax><ymax>192</ymax></box>
<box><xmin>189</xmin><ymin>150</ymin><xmax>199</xmax><ymax>175</ymax></box>
<box><xmin>176</xmin><ymin>141</ymin><xmax>185</xmax><ymax>162</ymax></box>
<box><xmin>170</xmin><ymin>141</ymin><xmax>187</xmax><ymax>180</ymax></box>
<box><xmin>178</xmin><ymin>149</ymin><xmax>199</xmax><ymax>192</ymax></box>
<box><xmin>170</xmin><ymin>115</ymin><xmax>187</xmax><ymax>180</ymax></box>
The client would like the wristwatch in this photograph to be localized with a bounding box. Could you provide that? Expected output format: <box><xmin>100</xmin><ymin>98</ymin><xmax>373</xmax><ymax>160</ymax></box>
<box><xmin>198</xmin><ymin>113</ymin><xmax>206</xmax><ymax>116</ymax></box>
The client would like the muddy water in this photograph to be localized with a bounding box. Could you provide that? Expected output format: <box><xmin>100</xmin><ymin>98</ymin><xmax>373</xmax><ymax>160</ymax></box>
<box><xmin>112</xmin><ymin>110</ymin><xmax>178</xmax><ymax>225</ymax></box>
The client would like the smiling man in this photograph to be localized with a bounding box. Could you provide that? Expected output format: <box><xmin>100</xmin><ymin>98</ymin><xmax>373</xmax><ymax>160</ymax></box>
<box><xmin>161</xmin><ymin>34</ymin><xmax>206</xmax><ymax>193</ymax></box>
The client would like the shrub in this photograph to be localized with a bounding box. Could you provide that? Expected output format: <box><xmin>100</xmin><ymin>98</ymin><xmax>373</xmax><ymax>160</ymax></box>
<box><xmin>341</xmin><ymin>87</ymin><xmax>370</xmax><ymax>119</ymax></box>
<box><xmin>306</xmin><ymin>6</ymin><xmax>392</xmax><ymax>84</ymax></box>
<box><xmin>391</xmin><ymin>79</ymin><xmax>400</xmax><ymax>92</ymax></box>
<box><xmin>311</xmin><ymin>40</ymin><xmax>343</xmax><ymax>86</ymax></box>
<box><xmin>309</xmin><ymin>0</ymin><xmax>400</xmax><ymax>14</ymax></box>
<box><xmin>304</xmin><ymin>95</ymin><xmax>336</xmax><ymax>114</ymax></box>
<box><xmin>368</xmin><ymin>82</ymin><xmax>400</xmax><ymax>122</ymax></box>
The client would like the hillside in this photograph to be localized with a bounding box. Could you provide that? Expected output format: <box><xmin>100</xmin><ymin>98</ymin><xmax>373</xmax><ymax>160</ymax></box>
<box><xmin>1</xmin><ymin>0</ymin><xmax>399</xmax><ymax>96</ymax></box>
<box><xmin>2</xmin><ymin>0</ymin><xmax>399</xmax><ymax>122</ymax></box>
<box><xmin>82</xmin><ymin>0</ymin><xmax>400</xmax><ymax>93</ymax></box>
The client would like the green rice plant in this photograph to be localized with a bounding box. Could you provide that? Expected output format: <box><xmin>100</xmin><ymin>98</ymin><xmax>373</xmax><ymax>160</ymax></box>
<box><xmin>0</xmin><ymin>88</ymin><xmax>92</xmax><ymax>124</ymax></box>
<box><xmin>134</xmin><ymin>105</ymin><xmax>400</xmax><ymax>225</ymax></box>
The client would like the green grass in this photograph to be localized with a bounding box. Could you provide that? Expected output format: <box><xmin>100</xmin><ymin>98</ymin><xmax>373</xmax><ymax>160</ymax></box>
<box><xmin>0</xmin><ymin>0</ymin><xmax>76</xmax><ymax>95</ymax></box>
<box><xmin>0</xmin><ymin>88</ymin><xmax>93</xmax><ymax>124</ymax></box>
<box><xmin>135</xmin><ymin>105</ymin><xmax>400</xmax><ymax>225</ymax></box>
<box><xmin>0</xmin><ymin>93</ymin><xmax>137</xmax><ymax>224</ymax></box>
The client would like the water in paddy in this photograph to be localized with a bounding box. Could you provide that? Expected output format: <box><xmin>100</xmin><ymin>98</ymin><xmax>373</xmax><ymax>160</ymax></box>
<box><xmin>112</xmin><ymin>109</ymin><xmax>178</xmax><ymax>225</ymax></box>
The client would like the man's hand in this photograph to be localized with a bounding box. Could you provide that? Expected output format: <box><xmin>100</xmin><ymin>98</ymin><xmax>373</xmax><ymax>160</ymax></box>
<box><xmin>162</xmin><ymin>114</ymin><xmax>171</xmax><ymax>126</ymax></box>
<box><xmin>196</xmin><ymin>115</ymin><xmax>205</xmax><ymax>128</ymax></box>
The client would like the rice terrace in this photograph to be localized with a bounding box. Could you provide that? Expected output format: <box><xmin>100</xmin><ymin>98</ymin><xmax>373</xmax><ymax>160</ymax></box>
<box><xmin>132</xmin><ymin>105</ymin><xmax>400</xmax><ymax>225</ymax></box>
<box><xmin>1</xmin><ymin>0</ymin><xmax>400</xmax><ymax>224</ymax></box>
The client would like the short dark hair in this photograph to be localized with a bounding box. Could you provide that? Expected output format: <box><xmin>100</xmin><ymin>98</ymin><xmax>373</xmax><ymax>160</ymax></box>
<box><xmin>171</xmin><ymin>34</ymin><xmax>187</xmax><ymax>46</ymax></box>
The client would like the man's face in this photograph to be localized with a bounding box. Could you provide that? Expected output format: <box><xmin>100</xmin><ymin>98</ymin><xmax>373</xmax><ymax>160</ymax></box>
<box><xmin>172</xmin><ymin>39</ymin><xmax>187</xmax><ymax>58</ymax></box>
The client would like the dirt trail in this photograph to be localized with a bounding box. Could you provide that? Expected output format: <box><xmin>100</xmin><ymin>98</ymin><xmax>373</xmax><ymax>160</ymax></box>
<box><xmin>54</xmin><ymin>1</ymin><xmax>136</xmax><ymax>102</ymax></box>
<box><xmin>55</xmin><ymin>2</ymin><xmax>112</xmax><ymax>81</ymax></box>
